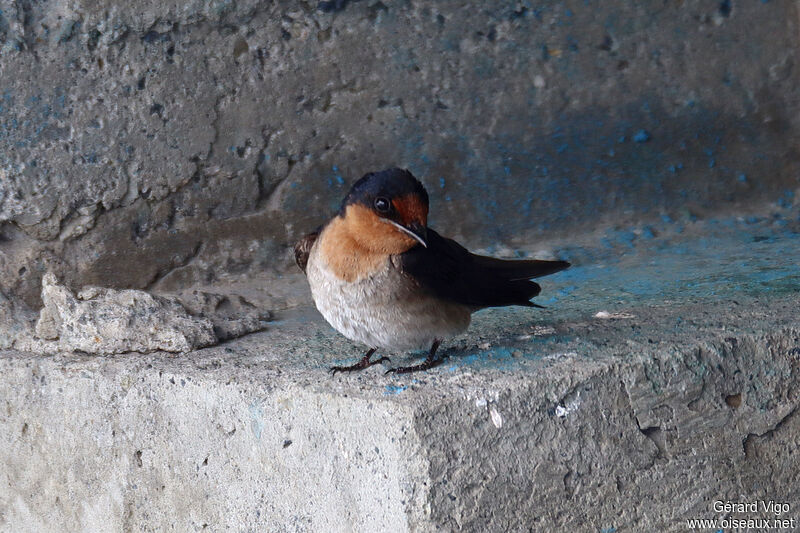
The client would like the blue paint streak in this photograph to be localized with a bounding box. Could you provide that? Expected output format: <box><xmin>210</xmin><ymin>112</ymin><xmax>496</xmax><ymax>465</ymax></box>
<box><xmin>384</xmin><ymin>385</ymin><xmax>408</xmax><ymax>395</ymax></box>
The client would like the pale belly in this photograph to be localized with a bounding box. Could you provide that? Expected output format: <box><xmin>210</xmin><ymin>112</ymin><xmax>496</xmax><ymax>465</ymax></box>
<box><xmin>305</xmin><ymin>248</ymin><xmax>471</xmax><ymax>351</ymax></box>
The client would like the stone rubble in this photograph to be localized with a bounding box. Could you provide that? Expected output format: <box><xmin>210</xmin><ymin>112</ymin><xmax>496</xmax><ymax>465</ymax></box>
<box><xmin>23</xmin><ymin>273</ymin><xmax>218</xmax><ymax>354</ymax></box>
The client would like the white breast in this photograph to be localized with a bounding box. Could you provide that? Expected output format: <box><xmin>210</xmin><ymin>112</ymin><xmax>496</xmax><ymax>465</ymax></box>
<box><xmin>305</xmin><ymin>242</ymin><xmax>471</xmax><ymax>352</ymax></box>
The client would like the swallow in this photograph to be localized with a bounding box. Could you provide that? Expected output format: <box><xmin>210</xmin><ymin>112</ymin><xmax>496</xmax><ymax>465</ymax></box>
<box><xmin>294</xmin><ymin>168</ymin><xmax>570</xmax><ymax>374</ymax></box>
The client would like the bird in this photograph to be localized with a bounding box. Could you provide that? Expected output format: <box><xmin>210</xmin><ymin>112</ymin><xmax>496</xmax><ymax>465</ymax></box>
<box><xmin>294</xmin><ymin>168</ymin><xmax>570</xmax><ymax>374</ymax></box>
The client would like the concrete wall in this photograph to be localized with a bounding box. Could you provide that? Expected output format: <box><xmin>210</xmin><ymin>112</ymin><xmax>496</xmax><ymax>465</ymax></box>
<box><xmin>0</xmin><ymin>0</ymin><xmax>798</xmax><ymax>309</ymax></box>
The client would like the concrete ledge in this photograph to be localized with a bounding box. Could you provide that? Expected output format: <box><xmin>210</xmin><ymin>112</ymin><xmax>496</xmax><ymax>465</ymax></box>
<box><xmin>2</xmin><ymin>218</ymin><xmax>800</xmax><ymax>531</ymax></box>
<box><xmin>2</xmin><ymin>295</ymin><xmax>799</xmax><ymax>531</ymax></box>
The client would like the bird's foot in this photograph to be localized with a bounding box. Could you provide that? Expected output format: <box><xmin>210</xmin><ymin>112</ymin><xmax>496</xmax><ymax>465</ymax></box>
<box><xmin>330</xmin><ymin>357</ymin><xmax>390</xmax><ymax>375</ymax></box>
<box><xmin>385</xmin><ymin>357</ymin><xmax>443</xmax><ymax>375</ymax></box>
<box><xmin>329</xmin><ymin>349</ymin><xmax>390</xmax><ymax>375</ymax></box>
<box><xmin>385</xmin><ymin>340</ymin><xmax>443</xmax><ymax>375</ymax></box>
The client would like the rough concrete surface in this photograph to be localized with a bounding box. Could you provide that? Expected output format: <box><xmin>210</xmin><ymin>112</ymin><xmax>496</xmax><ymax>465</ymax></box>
<box><xmin>1</xmin><ymin>0</ymin><xmax>800</xmax><ymax>531</ymax></box>
<box><xmin>0</xmin><ymin>0</ymin><xmax>798</xmax><ymax>311</ymax></box>
<box><xmin>1</xmin><ymin>208</ymin><xmax>799</xmax><ymax>532</ymax></box>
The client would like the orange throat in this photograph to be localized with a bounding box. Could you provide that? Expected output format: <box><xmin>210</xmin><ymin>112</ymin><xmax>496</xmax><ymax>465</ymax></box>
<box><xmin>319</xmin><ymin>205</ymin><xmax>419</xmax><ymax>282</ymax></box>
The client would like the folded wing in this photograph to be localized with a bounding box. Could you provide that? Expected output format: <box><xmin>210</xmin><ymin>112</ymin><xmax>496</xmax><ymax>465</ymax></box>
<box><xmin>294</xmin><ymin>231</ymin><xmax>320</xmax><ymax>273</ymax></box>
<box><xmin>398</xmin><ymin>228</ymin><xmax>569</xmax><ymax>308</ymax></box>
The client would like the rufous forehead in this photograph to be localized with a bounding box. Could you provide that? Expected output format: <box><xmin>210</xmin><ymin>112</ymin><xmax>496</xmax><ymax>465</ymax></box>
<box><xmin>392</xmin><ymin>194</ymin><xmax>428</xmax><ymax>225</ymax></box>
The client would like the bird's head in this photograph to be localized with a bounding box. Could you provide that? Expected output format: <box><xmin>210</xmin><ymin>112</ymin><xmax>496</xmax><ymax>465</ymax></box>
<box><xmin>338</xmin><ymin>168</ymin><xmax>429</xmax><ymax>254</ymax></box>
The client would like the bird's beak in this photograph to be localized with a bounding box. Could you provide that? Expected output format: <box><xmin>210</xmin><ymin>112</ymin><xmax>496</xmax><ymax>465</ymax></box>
<box><xmin>389</xmin><ymin>220</ymin><xmax>428</xmax><ymax>248</ymax></box>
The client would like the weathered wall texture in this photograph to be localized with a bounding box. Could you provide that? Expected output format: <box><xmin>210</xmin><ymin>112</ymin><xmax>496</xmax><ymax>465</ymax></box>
<box><xmin>0</xmin><ymin>0</ymin><xmax>798</xmax><ymax>309</ymax></box>
<box><xmin>1</xmin><ymin>3</ymin><xmax>799</xmax><ymax>530</ymax></box>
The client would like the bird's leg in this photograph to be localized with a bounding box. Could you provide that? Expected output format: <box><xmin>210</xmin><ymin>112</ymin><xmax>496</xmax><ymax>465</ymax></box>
<box><xmin>386</xmin><ymin>341</ymin><xmax>442</xmax><ymax>375</ymax></box>
<box><xmin>330</xmin><ymin>348</ymin><xmax>390</xmax><ymax>375</ymax></box>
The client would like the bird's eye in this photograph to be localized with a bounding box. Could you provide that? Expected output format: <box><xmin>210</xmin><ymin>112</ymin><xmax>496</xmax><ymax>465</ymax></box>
<box><xmin>374</xmin><ymin>197</ymin><xmax>391</xmax><ymax>213</ymax></box>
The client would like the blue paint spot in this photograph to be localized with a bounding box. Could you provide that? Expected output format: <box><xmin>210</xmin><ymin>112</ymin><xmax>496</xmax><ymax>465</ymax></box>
<box><xmin>318</xmin><ymin>0</ymin><xmax>351</xmax><ymax>13</ymax></box>
<box><xmin>600</xmin><ymin>528</ymin><xmax>617</xmax><ymax>533</ymax></box>
<box><xmin>778</xmin><ymin>190</ymin><xmax>795</xmax><ymax>208</ymax></box>
<box><xmin>439</xmin><ymin>177</ymin><xmax>446</xmax><ymax>188</ymax></box>
<box><xmin>331</xmin><ymin>165</ymin><xmax>345</xmax><ymax>185</ymax></box>
<box><xmin>604</xmin><ymin>229</ymin><xmax>637</xmax><ymax>248</ymax></box>
<box><xmin>737</xmin><ymin>172</ymin><xmax>747</xmax><ymax>183</ymax></box>
<box><xmin>384</xmin><ymin>385</ymin><xmax>408</xmax><ymax>395</ymax></box>
<box><xmin>567</xmin><ymin>36</ymin><xmax>578</xmax><ymax>52</ymax></box>
<box><xmin>632</xmin><ymin>130</ymin><xmax>651</xmax><ymax>143</ymax></box>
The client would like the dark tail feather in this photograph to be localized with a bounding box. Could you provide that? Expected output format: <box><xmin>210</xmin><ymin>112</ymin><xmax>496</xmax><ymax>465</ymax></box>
<box><xmin>474</xmin><ymin>257</ymin><xmax>571</xmax><ymax>281</ymax></box>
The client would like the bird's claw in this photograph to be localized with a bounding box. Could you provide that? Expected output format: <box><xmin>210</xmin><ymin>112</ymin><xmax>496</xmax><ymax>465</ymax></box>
<box><xmin>385</xmin><ymin>358</ymin><xmax>443</xmax><ymax>375</ymax></box>
<box><xmin>329</xmin><ymin>356</ymin><xmax>391</xmax><ymax>376</ymax></box>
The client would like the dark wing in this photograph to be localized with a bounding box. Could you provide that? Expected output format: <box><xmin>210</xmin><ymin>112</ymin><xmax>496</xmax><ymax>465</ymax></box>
<box><xmin>294</xmin><ymin>231</ymin><xmax>320</xmax><ymax>273</ymax></box>
<box><xmin>398</xmin><ymin>228</ymin><xmax>570</xmax><ymax>308</ymax></box>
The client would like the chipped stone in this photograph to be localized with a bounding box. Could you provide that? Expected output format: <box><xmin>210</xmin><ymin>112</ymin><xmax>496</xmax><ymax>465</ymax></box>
<box><xmin>29</xmin><ymin>273</ymin><xmax>216</xmax><ymax>354</ymax></box>
<box><xmin>594</xmin><ymin>311</ymin><xmax>636</xmax><ymax>319</ymax></box>
<box><xmin>175</xmin><ymin>290</ymin><xmax>271</xmax><ymax>341</ymax></box>
<box><xmin>489</xmin><ymin>407</ymin><xmax>503</xmax><ymax>428</ymax></box>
